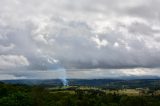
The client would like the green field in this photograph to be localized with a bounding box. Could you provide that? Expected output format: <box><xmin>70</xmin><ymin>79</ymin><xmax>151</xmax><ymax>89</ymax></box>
<box><xmin>49</xmin><ymin>86</ymin><xmax>160</xmax><ymax>96</ymax></box>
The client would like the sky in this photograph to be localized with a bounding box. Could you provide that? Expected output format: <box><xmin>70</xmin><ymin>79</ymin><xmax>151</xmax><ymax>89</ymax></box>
<box><xmin>0</xmin><ymin>0</ymin><xmax>160</xmax><ymax>80</ymax></box>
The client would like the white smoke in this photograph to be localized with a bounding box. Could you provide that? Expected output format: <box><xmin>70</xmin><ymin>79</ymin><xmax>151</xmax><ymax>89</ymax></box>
<box><xmin>57</xmin><ymin>68</ymin><xmax>68</xmax><ymax>86</ymax></box>
<box><xmin>46</xmin><ymin>56</ymin><xmax>68</xmax><ymax>86</ymax></box>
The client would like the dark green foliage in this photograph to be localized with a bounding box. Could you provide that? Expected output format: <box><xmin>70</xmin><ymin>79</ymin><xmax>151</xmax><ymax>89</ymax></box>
<box><xmin>0</xmin><ymin>82</ymin><xmax>160</xmax><ymax>106</ymax></box>
<box><xmin>0</xmin><ymin>92</ymin><xmax>32</xmax><ymax>106</ymax></box>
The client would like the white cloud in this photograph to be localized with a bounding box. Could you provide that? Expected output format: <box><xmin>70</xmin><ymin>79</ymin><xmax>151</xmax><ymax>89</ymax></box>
<box><xmin>91</xmin><ymin>35</ymin><xmax>108</xmax><ymax>48</ymax></box>
<box><xmin>0</xmin><ymin>55</ymin><xmax>29</xmax><ymax>70</ymax></box>
<box><xmin>0</xmin><ymin>44</ymin><xmax>15</xmax><ymax>52</ymax></box>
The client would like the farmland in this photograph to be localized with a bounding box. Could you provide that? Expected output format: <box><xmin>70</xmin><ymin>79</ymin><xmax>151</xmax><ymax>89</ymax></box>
<box><xmin>1</xmin><ymin>79</ymin><xmax>160</xmax><ymax>106</ymax></box>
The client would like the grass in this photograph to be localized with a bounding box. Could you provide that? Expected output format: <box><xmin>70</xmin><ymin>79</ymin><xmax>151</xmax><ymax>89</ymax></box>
<box><xmin>50</xmin><ymin>90</ymin><xmax>75</xmax><ymax>94</ymax></box>
<box><xmin>48</xmin><ymin>86</ymin><xmax>142</xmax><ymax>96</ymax></box>
<box><xmin>117</xmin><ymin>89</ymin><xmax>140</xmax><ymax>96</ymax></box>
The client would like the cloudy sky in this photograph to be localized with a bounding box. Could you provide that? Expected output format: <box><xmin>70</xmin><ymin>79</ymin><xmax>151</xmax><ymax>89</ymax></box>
<box><xmin>0</xmin><ymin>0</ymin><xmax>160</xmax><ymax>80</ymax></box>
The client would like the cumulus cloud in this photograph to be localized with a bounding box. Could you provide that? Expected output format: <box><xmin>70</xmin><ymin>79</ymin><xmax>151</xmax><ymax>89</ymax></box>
<box><xmin>0</xmin><ymin>55</ymin><xmax>29</xmax><ymax>70</ymax></box>
<box><xmin>0</xmin><ymin>0</ymin><xmax>160</xmax><ymax>79</ymax></box>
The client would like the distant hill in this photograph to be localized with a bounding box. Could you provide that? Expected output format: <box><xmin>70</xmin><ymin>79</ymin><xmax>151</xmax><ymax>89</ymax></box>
<box><xmin>1</xmin><ymin>78</ymin><xmax>160</xmax><ymax>89</ymax></box>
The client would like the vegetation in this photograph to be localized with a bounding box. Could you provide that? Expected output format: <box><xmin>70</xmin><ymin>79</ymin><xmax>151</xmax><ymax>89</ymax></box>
<box><xmin>1</xmin><ymin>82</ymin><xmax>160</xmax><ymax>106</ymax></box>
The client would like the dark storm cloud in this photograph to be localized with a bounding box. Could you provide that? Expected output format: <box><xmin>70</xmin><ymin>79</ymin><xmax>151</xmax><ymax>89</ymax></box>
<box><xmin>0</xmin><ymin>0</ymin><xmax>160</xmax><ymax>79</ymax></box>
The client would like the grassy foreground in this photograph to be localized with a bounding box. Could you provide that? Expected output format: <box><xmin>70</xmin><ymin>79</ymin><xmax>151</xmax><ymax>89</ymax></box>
<box><xmin>1</xmin><ymin>82</ymin><xmax>160</xmax><ymax>106</ymax></box>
